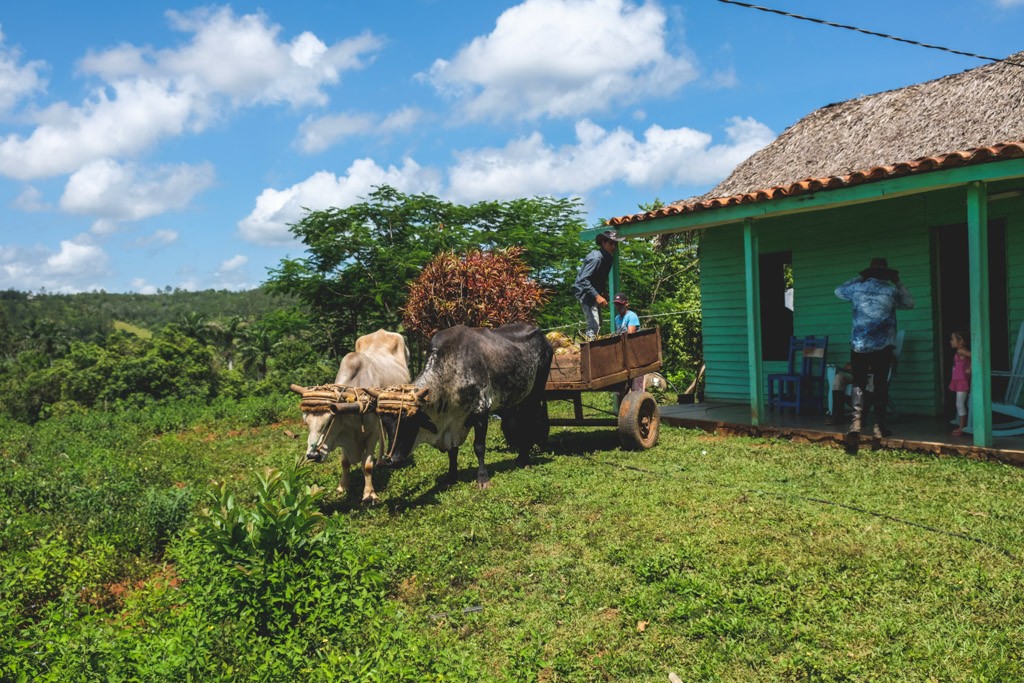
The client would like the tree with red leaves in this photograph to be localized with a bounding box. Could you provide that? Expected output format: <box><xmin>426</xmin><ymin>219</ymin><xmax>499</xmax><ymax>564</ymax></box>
<box><xmin>402</xmin><ymin>247</ymin><xmax>548</xmax><ymax>340</ymax></box>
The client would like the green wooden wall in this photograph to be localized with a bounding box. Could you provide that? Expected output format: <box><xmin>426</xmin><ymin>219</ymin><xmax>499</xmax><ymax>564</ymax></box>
<box><xmin>700</xmin><ymin>186</ymin><xmax>1024</xmax><ymax>415</ymax></box>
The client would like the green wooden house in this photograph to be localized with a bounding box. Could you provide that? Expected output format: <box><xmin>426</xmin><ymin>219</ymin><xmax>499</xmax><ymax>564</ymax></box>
<box><xmin>588</xmin><ymin>52</ymin><xmax>1024</xmax><ymax>448</ymax></box>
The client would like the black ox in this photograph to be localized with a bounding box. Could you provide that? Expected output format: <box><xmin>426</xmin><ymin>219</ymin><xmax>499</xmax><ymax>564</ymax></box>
<box><xmin>381</xmin><ymin>322</ymin><xmax>553</xmax><ymax>488</ymax></box>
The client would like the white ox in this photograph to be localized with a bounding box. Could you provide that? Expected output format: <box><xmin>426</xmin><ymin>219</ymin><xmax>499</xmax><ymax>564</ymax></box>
<box><xmin>292</xmin><ymin>329</ymin><xmax>410</xmax><ymax>504</ymax></box>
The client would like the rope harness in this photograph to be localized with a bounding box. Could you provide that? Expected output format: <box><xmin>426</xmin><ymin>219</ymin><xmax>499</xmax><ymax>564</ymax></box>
<box><xmin>294</xmin><ymin>383</ymin><xmax>429</xmax><ymax>462</ymax></box>
<box><xmin>373</xmin><ymin>385</ymin><xmax>429</xmax><ymax>462</ymax></box>
<box><xmin>298</xmin><ymin>384</ymin><xmax>376</xmax><ymax>458</ymax></box>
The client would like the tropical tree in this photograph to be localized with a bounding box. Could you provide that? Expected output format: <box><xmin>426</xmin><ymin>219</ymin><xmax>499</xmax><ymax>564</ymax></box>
<box><xmin>175</xmin><ymin>311</ymin><xmax>210</xmax><ymax>343</ymax></box>
<box><xmin>238</xmin><ymin>325</ymin><xmax>278</xmax><ymax>380</ymax></box>
<box><xmin>206</xmin><ymin>316</ymin><xmax>247</xmax><ymax>370</ymax></box>
<box><xmin>265</xmin><ymin>185</ymin><xmax>588</xmax><ymax>357</ymax></box>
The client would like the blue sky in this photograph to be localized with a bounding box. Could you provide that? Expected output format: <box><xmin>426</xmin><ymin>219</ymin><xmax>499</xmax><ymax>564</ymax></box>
<box><xmin>0</xmin><ymin>0</ymin><xmax>1022</xmax><ymax>294</ymax></box>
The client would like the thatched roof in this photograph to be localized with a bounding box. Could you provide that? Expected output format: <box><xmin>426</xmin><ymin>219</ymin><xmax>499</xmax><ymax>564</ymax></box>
<box><xmin>609</xmin><ymin>51</ymin><xmax>1024</xmax><ymax>226</ymax></box>
<box><xmin>710</xmin><ymin>51</ymin><xmax>1024</xmax><ymax>199</ymax></box>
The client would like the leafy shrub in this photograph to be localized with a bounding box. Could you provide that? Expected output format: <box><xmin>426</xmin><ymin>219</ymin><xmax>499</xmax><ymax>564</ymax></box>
<box><xmin>197</xmin><ymin>465</ymin><xmax>326</xmax><ymax>567</ymax></box>
<box><xmin>138</xmin><ymin>485</ymin><xmax>194</xmax><ymax>554</ymax></box>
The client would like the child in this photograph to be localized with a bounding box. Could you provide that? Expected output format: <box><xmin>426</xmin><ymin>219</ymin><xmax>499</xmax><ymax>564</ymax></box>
<box><xmin>949</xmin><ymin>330</ymin><xmax>972</xmax><ymax>436</ymax></box>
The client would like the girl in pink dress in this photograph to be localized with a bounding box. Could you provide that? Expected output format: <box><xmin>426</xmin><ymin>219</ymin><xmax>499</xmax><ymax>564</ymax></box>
<box><xmin>949</xmin><ymin>330</ymin><xmax>972</xmax><ymax>436</ymax></box>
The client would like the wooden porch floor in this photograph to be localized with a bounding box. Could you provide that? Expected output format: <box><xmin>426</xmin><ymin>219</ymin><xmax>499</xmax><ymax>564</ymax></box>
<box><xmin>659</xmin><ymin>401</ymin><xmax>1024</xmax><ymax>466</ymax></box>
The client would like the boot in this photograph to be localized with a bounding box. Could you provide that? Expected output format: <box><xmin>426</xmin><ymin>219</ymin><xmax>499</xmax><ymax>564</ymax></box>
<box><xmin>824</xmin><ymin>390</ymin><xmax>846</xmax><ymax>425</ymax></box>
<box><xmin>847</xmin><ymin>387</ymin><xmax>864</xmax><ymax>436</ymax></box>
<box><xmin>873</xmin><ymin>403</ymin><xmax>892</xmax><ymax>438</ymax></box>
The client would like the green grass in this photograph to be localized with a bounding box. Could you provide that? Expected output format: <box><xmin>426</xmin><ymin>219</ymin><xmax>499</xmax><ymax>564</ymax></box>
<box><xmin>4</xmin><ymin>397</ymin><xmax>1024</xmax><ymax>680</ymax></box>
<box><xmin>323</xmin><ymin>423</ymin><xmax>1024</xmax><ymax>681</ymax></box>
<box><xmin>113</xmin><ymin>319</ymin><xmax>153</xmax><ymax>338</ymax></box>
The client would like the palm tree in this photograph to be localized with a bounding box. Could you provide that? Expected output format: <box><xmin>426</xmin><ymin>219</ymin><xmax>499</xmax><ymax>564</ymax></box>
<box><xmin>206</xmin><ymin>316</ymin><xmax>246</xmax><ymax>371</ymax></box>
<box><xmin>238</xmin><ymin>326</ymin><xmax>277</xmax><ymax>380</ymax></box>
<box><xmin>176</xmin><ymin>311</ymin><xmax>209</xmax><ymax>343</ymax></box>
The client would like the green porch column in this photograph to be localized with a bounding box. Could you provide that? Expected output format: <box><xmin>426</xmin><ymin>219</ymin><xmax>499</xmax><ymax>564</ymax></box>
<box><xmin>967</xmin><ymin>181</ymin><xmax>992</xmax><ymax>447</ymax></box>
<box><xmin>608</xmin><ymin>246</ymin><xmax>620</xmax><ymax>335</ymax></box>
<box><xmin>743</xmin><ymin>219</ymin><xmax>764</xmax><ymax>424</ymax></box>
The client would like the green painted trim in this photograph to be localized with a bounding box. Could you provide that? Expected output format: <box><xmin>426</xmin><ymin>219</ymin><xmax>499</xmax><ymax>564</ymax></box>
<box><xmin>592</xmin><ymin>158</ymin><xmax>1024</xmax><ymax>238</ymax></box>
<box><xmin>608</xmin><ymin>248</ymin><xmax>620</xmax><ymax>335</ymax></box>
<box><xmin>743</xmin><ymin>220</ymin><xmax>764</xmax><ymax>424</ymax></box>
<box><xmin>967</xmin><ymin>181</ymin><xmax>992</xmax><ymax>447</ymax></box>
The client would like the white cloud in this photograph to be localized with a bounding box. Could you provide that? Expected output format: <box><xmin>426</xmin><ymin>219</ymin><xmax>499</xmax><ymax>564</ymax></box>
<box><xmin>60</xmin><ymin>158</ymin><xmax>215</xmax><ymax>225</ymax></box>
<box><xmin>132</xmin><ymin>229</ymin><xmax>179</xmax><ymax>251</ymax></box>
<box><xmin>219</xmin><ymin>254</ymin><xmax>248</xmax><ymax>272</ymax></box>
<box><xmin>421</xmin><ymin>0</ymin><xmax>697</xmax><ymax>121</ymax></box>
<box><xmin>447</xmin><ymin>116</ymin><xmax>775</xmax><ymax>203</ymax></box>
<box><xmin>13</xmin><ymin>186</ymin><xmax>47</xmax><ymax>211</ymax></box>
<box><xmin>0</xmin><ymin>7</ymin><xmax>382</xmax><ymax>180</ymax></box>
<box><xmin>238</xmin><ymin>158</ymin><xmax>443</xmax><ymax>245</ymax></box>
<box><xmin>0</xmin><ymin>28</ymin><xmax>47</xmax><ymax>112</ymax></box>
<box><xmin>245</xmin><ymin>115</ymin><xmax>773</xmax><ymax>244</ymax></box>
<box><xmin>709</xmin><ymin>68</ymin><xmax>738</xmax><ymax>89</ymax></box>
<box><xmin>996</xmin><ymin>0</ymin><xmax>1024</xmax><ymax>6</ymax></box>
<box><xmin>131</xmin><ymin>277</ymin><xmax>159</xmax><ymax>295</ymax></box>
<box><xmin>297</xmin><ymin>106</ymin><xmax>423</xmax><ymax>153</ymax></box>
<box><xmin>0</xmin><ymin>234</ymin><xmax>109</xmax><ymax>292</ymax></box>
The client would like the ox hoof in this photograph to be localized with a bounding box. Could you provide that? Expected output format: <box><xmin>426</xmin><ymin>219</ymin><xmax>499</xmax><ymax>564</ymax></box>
<box><xmin>476</xmin><ymin>479</ymin><xmax>491</xmax><ymax>490</ymax></box>
<box><xmin>381</xmin><ymin>456</ymin><xmax>411</xmax><ymax>469</ymax></box>
<box><xmin>361</xmin><ymin>495</ymin><xmax>379</xmax><ymax>506</ymax></box>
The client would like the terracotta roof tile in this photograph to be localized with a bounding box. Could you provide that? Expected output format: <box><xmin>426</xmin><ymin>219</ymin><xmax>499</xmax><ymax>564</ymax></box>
<box><xmin>607</xmin><ymin>142</ymin><xmax>1024</xmax><ymax>227</ymax></box>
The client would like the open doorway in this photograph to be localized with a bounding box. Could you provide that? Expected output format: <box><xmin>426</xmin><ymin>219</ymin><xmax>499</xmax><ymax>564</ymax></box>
<box><xmin>759</xmin><ymin>251</ymin><xmax>793</xmax><ymax>362</ymax></box>
<box><xmin>934</xmin><ymin>219</ymin><xmax>1008</xmax><ymax>415</ymax></box>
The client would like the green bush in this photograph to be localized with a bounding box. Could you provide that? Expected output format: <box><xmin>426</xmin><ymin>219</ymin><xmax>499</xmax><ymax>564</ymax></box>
<box><xmin>1</xmin><ymin>465</ymin><xmax>468</xmax><ymax>682</ymax></box>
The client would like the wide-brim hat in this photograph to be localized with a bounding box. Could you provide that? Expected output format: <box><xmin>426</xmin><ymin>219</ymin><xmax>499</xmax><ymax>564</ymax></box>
<box><xmin>859</xmin><ymin>257</ymin><xmax>899</xmax><ymax>281</ymax></box>
<box><xmin>595</xmin><ymin>229</ymin><xmax>625</xmax><ymax>245</ymax></box>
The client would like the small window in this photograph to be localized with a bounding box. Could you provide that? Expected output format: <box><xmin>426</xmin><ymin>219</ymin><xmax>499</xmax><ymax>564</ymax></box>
<box><xmin>759</xmin><ymin>252</ymin><xmax>793</xmax><ymax>361</ymax></box>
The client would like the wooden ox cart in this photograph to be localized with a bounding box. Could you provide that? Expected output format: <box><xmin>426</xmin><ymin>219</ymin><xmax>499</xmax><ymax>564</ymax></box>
<box><xmin>545</xmin><ymin>327</ymin><xmax>662</xmax><ymax>449</ymax></box>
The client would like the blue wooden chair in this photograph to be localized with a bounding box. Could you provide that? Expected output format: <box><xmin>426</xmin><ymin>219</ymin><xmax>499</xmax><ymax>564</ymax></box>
<box><xmin>768</xmin><ymin>336</ymin><xmax>829</xmax><ymax>415</ymax></box>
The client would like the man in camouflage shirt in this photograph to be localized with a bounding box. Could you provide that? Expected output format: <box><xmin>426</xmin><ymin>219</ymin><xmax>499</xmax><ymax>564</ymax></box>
<box><xmin>835</xmin><ymin>257</ymin><xmax>915</xmax><ymax>438</ymax></box>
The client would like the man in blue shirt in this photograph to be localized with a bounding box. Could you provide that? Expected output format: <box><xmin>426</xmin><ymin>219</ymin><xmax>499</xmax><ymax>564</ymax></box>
<box><xmin>571</xmin><ymin>230</ymin><xmax>623</xmax><ymax>339</ymax></box>
<box><xmin>613</xmin><ymin>292</ymin><xmax>645</xmax><ymax>393</ymax></box>
<box><xmin>835</xmin><ymin>257</ymin><xmax>915</xmax><ymax>439</ymax></box>
<box><xmin>613</xmin><ymin>292</ymin><xmax>640</xmax><ymax>334</ymax></box>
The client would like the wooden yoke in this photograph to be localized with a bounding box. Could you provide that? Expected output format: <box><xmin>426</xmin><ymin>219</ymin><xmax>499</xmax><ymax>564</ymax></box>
<box><xmin>374</xmin><ymin>385</ymin><xmax>430</xmax><ymax>417</ymax></box>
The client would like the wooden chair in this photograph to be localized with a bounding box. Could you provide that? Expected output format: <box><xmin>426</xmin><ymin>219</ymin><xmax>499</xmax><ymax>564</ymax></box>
<box><xmin>827</xmin><ymin>329</ymin><xmax>906</xmax><ymax>418</ymax></box>
<box><xmin>768</xmin><ymin>336</ymin><xmax>829</xmax><ymax>415</ymax></box>
<box><xmin>965</xmin><ymin>321</ymin><xmax>1024</xmax><ymax>436</ymax></box>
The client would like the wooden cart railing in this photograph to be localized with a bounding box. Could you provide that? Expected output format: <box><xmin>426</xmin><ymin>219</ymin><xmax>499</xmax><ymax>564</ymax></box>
<box><xmin>544</xmin><ymin>327</ymin><xmax>663</xmax><ymax>449</ymax></box>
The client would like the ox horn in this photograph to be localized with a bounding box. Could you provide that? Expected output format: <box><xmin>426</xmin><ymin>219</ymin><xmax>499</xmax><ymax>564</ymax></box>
<box><xmin>329</xmin><ymin>402</ymin><xmax>363</xmax><ymax>414</ymax></box>
<box><xmin>289</xmin><ymin>383</ymin><xmax>306</xmax><ymax>395</ymax></box>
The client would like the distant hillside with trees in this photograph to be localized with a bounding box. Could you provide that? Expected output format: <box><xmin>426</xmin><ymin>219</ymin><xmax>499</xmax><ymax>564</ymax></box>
<box><xmin>0</xmin><ymin>287</ymin><xmax>292</xmax><ymax>346</ymax></box>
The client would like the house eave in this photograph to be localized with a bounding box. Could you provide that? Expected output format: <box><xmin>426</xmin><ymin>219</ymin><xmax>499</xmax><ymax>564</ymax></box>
<box><xmin>584</xmin><ymin>156</ymin><xmax>1024</xmax><ymax>242</ymax></box>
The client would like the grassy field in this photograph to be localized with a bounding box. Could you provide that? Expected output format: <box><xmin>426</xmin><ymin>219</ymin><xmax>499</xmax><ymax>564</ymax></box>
<box><xmin>113</xmin><ymin>319</ymin><xmax>153</xmax><ymax>338</ymax></box>
<box><xmin>3</xmin><ymin>397</ymin><xmax>1024</xmax><ymax>680</ymax></box>
<box><xmin>332</xmin><ymin>421</ymin><xmax>1024</xmax><ymax>681</ymax></box>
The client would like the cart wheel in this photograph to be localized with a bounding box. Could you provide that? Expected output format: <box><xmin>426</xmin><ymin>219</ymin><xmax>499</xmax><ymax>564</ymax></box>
<box><xmin>617</xmin><ymin>391</ymin><xmax>659</xmax><ymax>450</ymax></box>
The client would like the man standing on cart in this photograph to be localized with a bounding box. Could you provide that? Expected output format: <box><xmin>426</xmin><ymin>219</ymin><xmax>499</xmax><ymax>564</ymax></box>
<box><xmin>571</xmin><ymin>229</ymin><xmax>624</xmax><ymax>339</ymax></box>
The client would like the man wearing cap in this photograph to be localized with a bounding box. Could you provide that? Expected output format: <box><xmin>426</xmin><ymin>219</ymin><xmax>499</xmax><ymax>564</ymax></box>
<box><xmin>835</xmin><ymin>257</ymin><xmax>915</xmax><ymax>439</ymax></box>
<box><xmin>613</xmin><ymin>292</ymin><xmax>640</xmax><ymax>335</ymax></box>
<box><xmin>571</xmin><ymin>229</ymin><xmax>624</xmax><ymax>339</ymax></box>
<box><xmin>614</xmin><ymin>292</ymin><xmax>646</xmax><ymax>393</ymax></box>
